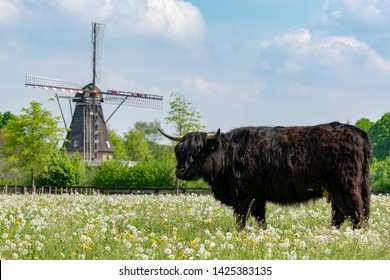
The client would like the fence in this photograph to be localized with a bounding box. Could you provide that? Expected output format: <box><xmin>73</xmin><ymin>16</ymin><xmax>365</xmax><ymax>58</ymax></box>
<box><xmin>0</xmin><ymin>185</ymin><xmax>212</xmax><ymax>196</ymax></box>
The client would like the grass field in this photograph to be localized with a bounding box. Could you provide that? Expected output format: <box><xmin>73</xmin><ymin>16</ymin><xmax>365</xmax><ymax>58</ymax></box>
<box><xmin>0</xmin><ymin>194</ymin><xmax>389</xmax><ymax>260</ymax></box>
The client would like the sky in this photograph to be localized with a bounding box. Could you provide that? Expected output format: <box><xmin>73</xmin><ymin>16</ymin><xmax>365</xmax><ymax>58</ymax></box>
<box><xmin>1</xmin><ymin>0</ymin><xmax>389</xmax><ymax>139</ymax></box>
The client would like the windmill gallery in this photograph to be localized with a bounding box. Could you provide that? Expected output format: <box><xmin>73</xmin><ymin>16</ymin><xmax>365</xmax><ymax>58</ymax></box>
<box><xmin>25</xmin><ymin>22</ymin><xmax>163</xmax><ymax>163</ymax></box>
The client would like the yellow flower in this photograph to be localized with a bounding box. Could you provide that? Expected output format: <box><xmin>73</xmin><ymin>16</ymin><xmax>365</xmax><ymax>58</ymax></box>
<box><xmin>190</xmin><ymin>240</ymin><xmax>197</xmax><ymax>247</ymax></box>
<box><xmin>84</xmin><ymin>245</ymin><xmax>92</xmax><ymax>250</ymax></box>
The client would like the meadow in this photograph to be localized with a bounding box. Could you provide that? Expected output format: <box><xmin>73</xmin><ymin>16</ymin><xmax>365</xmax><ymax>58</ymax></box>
<box><xmin>0</xmin><ymin>193</ymin><xmax>389</xmax><ymax>260</ymax></box>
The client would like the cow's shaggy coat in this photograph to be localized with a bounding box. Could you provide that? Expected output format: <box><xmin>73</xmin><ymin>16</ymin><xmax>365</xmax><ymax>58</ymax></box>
<box><xmin>163</xmin><ymin>122</ymin><xmax>371</xmax><ymax>229</ymax></box>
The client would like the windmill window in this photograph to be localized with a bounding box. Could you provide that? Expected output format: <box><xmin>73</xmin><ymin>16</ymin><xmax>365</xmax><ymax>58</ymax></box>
<box><xmin>106</xmin><ymin>141</ymin><xmax>111</xmax><ymax>148</ymax></box>
<box><xmin>73</xmin><ymin>140</ymin><xmax>79</xmax><ymax>148</ymax></box>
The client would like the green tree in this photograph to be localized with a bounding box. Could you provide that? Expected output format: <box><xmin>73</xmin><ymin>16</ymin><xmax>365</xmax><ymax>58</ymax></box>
<box><xmin>369</xmin><ymin>112</ymin><xmax>390</xmax><ymax>161</ymax></box>
<box><xmin>0</xmin><ymin>111</ymin><xmax>16</xmax><ymax>129</ymax></box>
<box><xmin>1</xmin><ymin>102</ymin><xmax>64</xmax><ymax>190</ymax></box>
<box><xmin>164</xmin><ymin>92</ymin><xmax>206</xmax><ymax>194</ymax></box>
<box><xmin>371</xmin><ymin>157</ymin><xmax>390</xmax><ymax>191</ymax></box>
<box><xmin>165</xmin><ymin>91</ymin><xmax>205</xmax><ymax>135</ymax></box>
<box><xmin>355</xmin><ymin>117</ymin><xmax>374</xmax><ymax>133</ymax></box>
<box><xmin>124</xmin><ymin>129</ymin><xmax>152</xmax><ymax>161</ymax></box>
<box><xmin>133</xmin><ymin>120</ymin><xmax>173</xmax><ymax>159</ymax></box>
<box><xmin>109</xmin><ymin>129</ymin><xmax>129</xmax><ymax>160</ymax></box>
<box><xmin>134</xmin><ymin>120</ymin><xmax>162</xmax><ymax>143</ymax></box>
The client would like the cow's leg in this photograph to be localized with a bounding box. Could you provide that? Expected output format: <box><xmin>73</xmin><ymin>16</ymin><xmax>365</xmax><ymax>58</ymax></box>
<box><xmin>350</xmin><ymin>198</ymin><xmax>364</xmax><ymax>229</ymax></box>
<box><xmin>331</xmin><ymin>203</ymin><xmax>345</xmax><ymax>228</ymax></box>
<box><xmin>250</xmin><ymin>199</ymin><xmax>267</xmax><ymax>228</ymax></box>
<box><xmin>233</xmin><ymin>196</ymin><xmax>252</xmax><ymax>229</ymax></box>
<box><xmin>331</xmin><ymin>180</ymin><xmax>364</xmax><ymax>229</ymax></box>
<box><xmin>234</xmin><ymin>206</ymin><xmax>249</xmax><ymax>230</ymax></box>
<box><xmin>361</xmin><ymin>169</ymin><xmax>371</xmax><ymax>227</ymax></box>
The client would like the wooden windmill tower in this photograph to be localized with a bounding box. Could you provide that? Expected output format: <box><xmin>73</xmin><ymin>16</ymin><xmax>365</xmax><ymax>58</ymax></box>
<box><xmin>25</xmin><ymin>22</ymin><xmax>163</xmax><ymax>163</ymax></box>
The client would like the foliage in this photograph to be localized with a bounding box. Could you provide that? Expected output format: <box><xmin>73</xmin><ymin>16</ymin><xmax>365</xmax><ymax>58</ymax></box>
<box><xmin>129</xmin><ymin>157</ymin><xmax>176</xmax><ymax>187</ymax></box>
<box><xmin>149</xmin><ymin>142</ymin><xmax>174</xmax><ymax>160</ymax></box>
<box><xmin>109</xmin><ymin>129</ymin><xmax>128</xmax><ymax>160</ymax></box>
<box><xmin>356</xmin><ymin>112</ymin><xmax>390</xmax><ymax>161</ymax></box>
<box><xmin>92</xmin><ymin>160</ymin><xmax>130</xmax><ymax>187</ymax></box>
<box><xmin>93</xmin><ymin>157</ymin><xmax>176</xmax><ymax>187</ymax></box>
<box><xmin>134</xmin><ymin>120</ymin><xmax>162</xmax><ymax>143</ymax></box>
<box><xmin>0</xmin><ymin>102</ymin><xmax>64</xmax><ymax>188</ymax></box>
<box><xmin>36</xmin><ymin>150</ymin><xmax>87</xmax><ymax>187</ymax></box>
<box><xmin>356</xmin><ymin>112</ymin><xmax>390</xmax><ymax>191</ymax></box>
<box><xmin>355</xmin><ymin>118</ymin><xmax>374</xmax><ymax>133</ymax></box>
<box><xmin>369</xmin><ymin>112</ymin><xmax>390</xmax><ymax>161</ymax></box>
<box><xmin>0</xmin><ymin>112</ymin><xmax>16</xmax><ymax>129</ymax></box>
<box><xmin>165</xmin><ymin>91</ymin><xmax>205</xmax><ymax>135</ymax></box>
<box><xmin>124</xmin><ymin>129</ymin><xmax>152</xmax><ymax>161</ymax></box>
<box><xmin>370</xmin><ymin>157</ymin><xmax>390</xmax><ymax>191</ymax></box>
<box><xmin>0</xmin><ymin>194</ymin><xmax>389</xmax><ymax>260</ymax></box>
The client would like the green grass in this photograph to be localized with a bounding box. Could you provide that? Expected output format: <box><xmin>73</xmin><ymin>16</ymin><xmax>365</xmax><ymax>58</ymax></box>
<box><xmin>0</xmin><ymin>194</ymin><xmax>389</xmax><ymax>260</ymax></box>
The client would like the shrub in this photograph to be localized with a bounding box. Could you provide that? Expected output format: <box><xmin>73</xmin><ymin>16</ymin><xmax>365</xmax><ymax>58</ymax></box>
<box><xmin>93</xmin><ymin>157</ymin><xmax>176</xmax><ymax>188</ymax></box>
<box><xmin>371</xmin><ymin>157</ymin><xmax>390</xmax><ymax>191</ymax></box>
<box><xmin>36</xmin><ymin>150</ymin><xmax>86</xmax><ymax>187</ymax></box>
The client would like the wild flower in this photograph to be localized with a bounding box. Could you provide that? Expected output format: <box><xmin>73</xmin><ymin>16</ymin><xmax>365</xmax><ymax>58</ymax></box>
<box><xmin>0</xmin><ymin>194</ymin><xmax>388</xmax><ymax>260</ymax></box>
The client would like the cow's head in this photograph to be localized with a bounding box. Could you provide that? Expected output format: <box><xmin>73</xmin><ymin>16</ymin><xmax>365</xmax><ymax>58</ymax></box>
<box><xmin>158</xmin><ymin>128</ymin><xmax>220</xmax><ymax>180</ymax></box>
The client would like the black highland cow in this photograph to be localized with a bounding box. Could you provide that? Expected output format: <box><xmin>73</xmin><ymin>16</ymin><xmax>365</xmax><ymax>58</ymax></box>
<box><xmin>159</xmin><ymin>122</ymin><xmax>371</xmax><ymax>229</ymax></box>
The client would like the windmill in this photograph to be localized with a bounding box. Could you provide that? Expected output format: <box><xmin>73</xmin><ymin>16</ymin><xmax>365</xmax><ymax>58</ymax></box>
<box><xmin>25</xmin><ymin>22</ymin><xmax>163</xmax><ymax>163</ymax></box>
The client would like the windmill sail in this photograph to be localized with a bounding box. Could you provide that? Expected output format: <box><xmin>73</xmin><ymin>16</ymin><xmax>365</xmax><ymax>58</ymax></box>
<box><xmin>25</xmin><ymin>75</ymin><xmax>83</xmax><ymax>93</ymax></box>
<box><xmin>92</xmin><ymin>22</ymin><xmax>105</xmax><ymax>85</ymax></box>
<box><xmin>104</xmin><ymin>90</ymin><xmax>163</xmax><ymax>109</ymax></box>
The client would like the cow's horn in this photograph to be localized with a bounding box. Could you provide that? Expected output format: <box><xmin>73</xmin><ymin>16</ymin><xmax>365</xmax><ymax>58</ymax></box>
<box><xmin>207</xmin><ymin>129</ymin><xmax>221</xmax><ymax>140</ymax></box>
<box><xmin>158</xmin><ymin>128</ymin><xmax>183</xmax><ymax>142</ymax></box>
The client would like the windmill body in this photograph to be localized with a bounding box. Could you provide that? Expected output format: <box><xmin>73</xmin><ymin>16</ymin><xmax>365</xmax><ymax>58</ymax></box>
<box><xmin>25</xmin><ymin>23</ymin><xmax>163</xmax><ymax>163</ymax></box>
<box><xmin>64</xmin><ymin>84</ymin><xmax>114</xmax><ymax>161</ymax></box>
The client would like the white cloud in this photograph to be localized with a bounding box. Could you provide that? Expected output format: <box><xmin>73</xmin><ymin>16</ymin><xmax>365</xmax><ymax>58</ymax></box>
<box><xmin>321</xmin><ymin>0</ymin><xmax>390</xmax><ymax>25</ymax></box>
<box><xmin>262</xmin><ymin>28</ymin><xmax>311</xmax><ymax>47</ymax></box>
<box><xmin>0</xmin><ymin>0</ymin><xmax>18</xmax><ymax>22</ymax></box>
<box><xmin>51</xmin><ymin>0</ymin><xmax>204</xmax><ymax>46</ymax></box>
<box><xmin>182</xmin><ymin>76</ymin><xmax>229</xmax><ymax>94</ymax></box>
<box><xmin>260</xmin><ymin>28</ymin><xmax>390</xmax><ymax>74</ymax></box>
<box><xmin>103</xmin><ymin>72</ymin><xmax>137</xmax><ymax>91</ymax></box>
<box><xmin>142</xmin><ymin>0</ymin><xmax>204</xmax><ymax>43</ymax></box>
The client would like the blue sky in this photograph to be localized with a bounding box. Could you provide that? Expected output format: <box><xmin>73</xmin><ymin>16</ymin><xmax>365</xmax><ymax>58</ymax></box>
<box><xmin>1</xmin><ymin>0</ymin><xmax>389</xmax><ymax>138</ymax></box>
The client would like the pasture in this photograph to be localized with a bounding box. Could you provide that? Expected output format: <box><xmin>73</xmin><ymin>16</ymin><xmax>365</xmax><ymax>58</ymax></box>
<box><xmin>0</xmin><ymin>194</ymin><xmax>389</xmax><ymax>260</ymax></box>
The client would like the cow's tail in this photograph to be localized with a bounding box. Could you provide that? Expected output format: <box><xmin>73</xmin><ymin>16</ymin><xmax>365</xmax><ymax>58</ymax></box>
<box><xmin>360</xmin><ymin>130</ymin><xmax>372</xmax><ymax>222</ymax></box>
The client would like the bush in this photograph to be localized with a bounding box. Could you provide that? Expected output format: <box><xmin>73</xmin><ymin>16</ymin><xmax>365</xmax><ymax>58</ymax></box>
<box><xmin>36</xmin><ymin>150</ymin><xmax>87</xmax><ymax>187</ymax></box>
<box><xmin>93</xmin><ymin>157</ymin><xmax>176</xmax><ymax>188</ymax></box>
<box><xmin>371</xmin><ymin>157</ymin><xmax>390</xmax><ymax>191</ymax></box>
<box><xmin>91</xmin><ymin>160</ymin><xmax>129</xmax><ymax>187</ymax></box>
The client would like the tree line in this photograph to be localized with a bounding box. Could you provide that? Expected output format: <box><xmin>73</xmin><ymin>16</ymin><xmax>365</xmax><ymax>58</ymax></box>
<box><xmin>0</xmin><ymin>95</ymin><xmax>389</xmax><ymax>191</ymax></box>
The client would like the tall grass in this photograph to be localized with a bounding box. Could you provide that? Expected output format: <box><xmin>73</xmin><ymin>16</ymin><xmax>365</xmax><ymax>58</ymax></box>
<box><xmin>0</xmin><ymin>194</ymin><xmax>389</xmax><ymax>260</ymax></box>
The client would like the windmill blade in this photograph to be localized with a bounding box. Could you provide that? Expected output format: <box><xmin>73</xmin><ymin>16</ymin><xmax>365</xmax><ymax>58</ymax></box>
<box><xmin>25</xmin><ymin>75</ymin><xmax>83</xmax><ymax>93</ymax></box>
<box><xmin>104</xmin><ymin>90</ymin><xmax>163</xmax><ymax>109</ymax></box>
<box><xmin>91</xmin><ymin>22</ymin><xmax>105</xmax><ymax>84</ymax></box>
<box><xmin>55</xmin><ymin>95</ymin><xmax>82</xmax><ymax>101</ymax></box>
